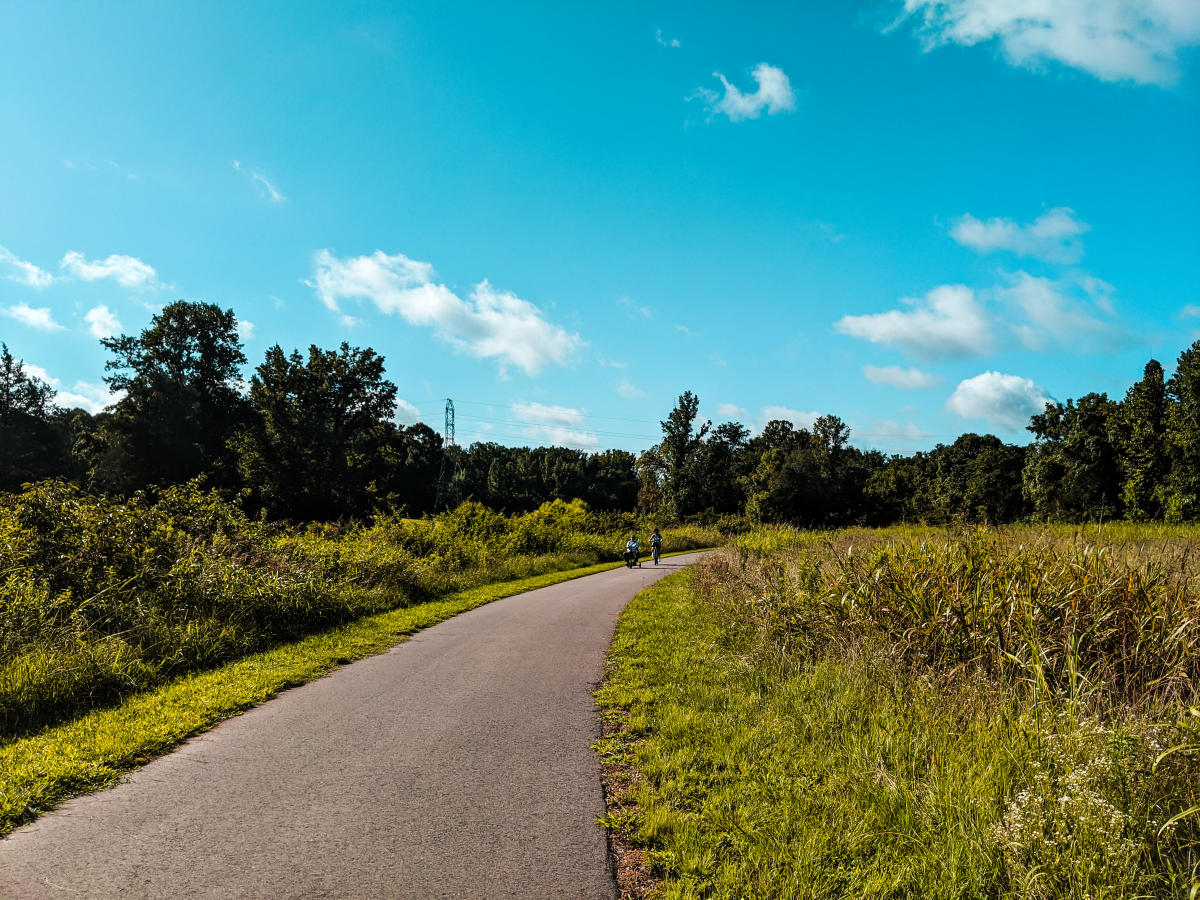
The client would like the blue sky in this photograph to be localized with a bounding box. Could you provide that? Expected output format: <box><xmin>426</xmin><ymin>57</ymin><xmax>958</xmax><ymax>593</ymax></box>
<box><xmin>2</xmin><ymin>1</ymin><xmax>1198</xmax><ymax>453</ymax></box>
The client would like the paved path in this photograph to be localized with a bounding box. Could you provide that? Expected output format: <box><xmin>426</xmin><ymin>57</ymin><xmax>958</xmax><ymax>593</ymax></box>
<box><xmin>0</xmin><ymin>554</ymin><xmax>705</xmax><ymax>900</ymax></box>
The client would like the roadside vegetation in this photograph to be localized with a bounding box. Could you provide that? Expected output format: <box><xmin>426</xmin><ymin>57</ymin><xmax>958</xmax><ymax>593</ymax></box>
<box><xmin>0</xmin><ymin>554</ymin><xmax>713</xmax><ymax>837</ymax></box>
<box><xmin>597</xmin><ymin>525</ymin><xmax>1200</xmax><ymax>898</ymax></box>
<box><xmin>0</xmin><ymin>480</ymin><xmax>713</xmax><ymax>741</ymax></box>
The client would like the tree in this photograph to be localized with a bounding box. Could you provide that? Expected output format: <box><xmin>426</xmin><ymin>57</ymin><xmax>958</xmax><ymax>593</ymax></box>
<box><xmin>694</xmin><ymin>421</ymin><xmax>750</xmax><ymax>514</ymax></box>
<box><xmin>97</xmin><ymin>301</ymin><xmax>248</xmax><ymax>491</ymax></box>
<box><xmin>654</xmin><ymin>390</ymin><xmax>710</xmax><ymax>517</ymax></box>
<box><xmin>236</xmin><ymin>343</ymin><xmax>398</xmax><ymax>520</ymax></box>
<box><xmin>1023</xmin><ymin>393</ymin><xmax>1121</xmax><ymax>521</ymax></box>
<box><xmin>1118</xmin><ymin>359</ymin><xmax>1168</xmax><ymax>520</ymax></box>
<box><xmin>0</xmin><ymin>343</ymin><xmax>62</xmax><ymax>489</ymax></box>
<box><xmin>1164</xmin><ymin>341</ymin><xmax>1200</xmax><ymax>521</ymax></box>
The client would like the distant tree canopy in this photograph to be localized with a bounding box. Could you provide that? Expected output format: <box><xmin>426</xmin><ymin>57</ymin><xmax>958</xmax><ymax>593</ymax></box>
<box><xmin>94</xmin><ymin>301</ymin><xmax>248</xmax><ymax>493</ymax></box>
<box><xmin>6</xmin><ymin>298</ymin><xmax>1200</xmax><ymax>526</ymax></box>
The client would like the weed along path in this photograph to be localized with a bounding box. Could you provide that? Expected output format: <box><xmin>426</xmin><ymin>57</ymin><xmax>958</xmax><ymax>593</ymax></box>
<box><xmin>0</xmin><ymin>553</ymin><xmax>706</xmax><ymax>900</ymax></box>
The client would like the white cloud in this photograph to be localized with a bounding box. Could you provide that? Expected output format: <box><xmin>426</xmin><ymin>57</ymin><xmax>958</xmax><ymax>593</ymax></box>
<box><xmin>675</xmin><ymin>324</ymin><xmax>693</xmax><ymax>337</ymax></box>
<box><xmin>893</xmin><ymin>0</ymin><xmax>1200</xmax><ymax>86</ymax></box>
<box><xmin>22</xmin><ymin>364</ymin><xmax>121</xmax><ymax>413</ymax></box>
<box><xmin>313</xmin><ymin>249</ymin><xmax>582</xmax><ymax>376</ymax></box>
<box><xmin>512</xmin><ymin>401</ymin><xmax>585</xmax><ymax>427</ymax></box>
<box><xmin>617</xmin><ymin>378</ymin><xmax>646</xmax><ymax>399</ymax></box>
<box><xmin>862</xmin><ymin>365</ymin><xmax>942</xmax><ymax>389</ymax></box>
<box><xmin>1182</xmin><ymin>304</ymin><xmax>1200</xmax><ymax>318</ymax></box>
<box><xmin>395</xmin><ymin>398</ymin><xmax>421</xmax><ymax>423</ymax></box>
<box><xmin>999</xmin><ymin>270</ymin><xmax>1126</xmax><ymax>352</ymax></box>
<box><xmin>3</xmin><ymin>304</ymin><xmax>65</xmax><ymax>331</ymax></box>
<box><xmin>760</xmin><ymin>405</ymin><xmax>820</xmax><ymax>431</ymax></box>
<box><xmin>0</xmin><ymin>246</ymin><xmax>54</xmax><ymax>287</ymax></box>
<box><xmin>710</xmin><ymin>353</ymin><xmax>727</xmax><ymax>367</ymax></box>
<box><xmin>699</xmin><ymin>62</ymin><xmax>797</xmax><ymax>122</ymax></box>
<box><xmin>233</xmin><ymin>160</ymin><xmax>286</xmax><ymax>203</ymax></box>
<box><xmin>236</xmin><ymin>319</ymin><xmax>256</xmax><ymax>342</ymax></box>
<box><xmin>60</xmin><ymin>251</ymin><xmax>159</xmax><ymax>288</ymax></box>
<box><xmin>511</xmin><ymin>401</ymin><xmax>598</xmax><ymax>449</ymax></box>
<box><xmin>716</xmin><ymin>402</ymin><xmax>746</xmax><ymax>418</ymax></box>
<box><xmin>950</xmin><ymin>207</ymin><xmax>1089</xmax><ymax>263</ymax></box>
<box><xmin>56</xmin><ymin>381</ymin><xmax>122</xmax><ymax>414</ymax></box>
<box><xmin>836</xmin><ymin>284</ymin><xmax>994</xmax><ymax>360</ymax></box>
<box><xmin>656</xmin><ymin>28</ymin><xmax>681</xmax><ymax>48</ymax></box>
<box><xmin>946</xmin><ymin>371</ymin><xmax>1051</xmax><ymax>431</ymax></box>
<box><xmin>84</xmin><ymin>304</ymin><xmax>122</xmax><ymax>338</ymax></box>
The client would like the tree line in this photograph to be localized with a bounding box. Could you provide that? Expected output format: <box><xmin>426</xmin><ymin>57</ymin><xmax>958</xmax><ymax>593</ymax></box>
<box><xmin>0</xmin><ymin>301</ymin><xmax>637</xmax><ymax>519</ymax></box>
<box><xmin>4</xmin><ymin>299</ymin><xmax>1200</xmax><ymax>525</ymax></box>
<box><xmin>640</xmin><ymin>351</ymin><xmax>1200</xmax><ymax>526</ymax></box>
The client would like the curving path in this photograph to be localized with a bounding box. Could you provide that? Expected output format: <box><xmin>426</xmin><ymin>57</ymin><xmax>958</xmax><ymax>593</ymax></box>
<box><xmin>0</xmin><ymin>553</ymin><xmax>706</xmax><ymax>900</ymax></box>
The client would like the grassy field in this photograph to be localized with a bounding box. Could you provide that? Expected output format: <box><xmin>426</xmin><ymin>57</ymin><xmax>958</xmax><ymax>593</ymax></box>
<box><xmin>596</xmin><ymin>525</ymin><xmax>1200</xmax><ymax>899</ymax></box>
<box><xmin>0</xmin><ymin>479</ymin><xmax>714</xmax><ymax>741</ymax></box>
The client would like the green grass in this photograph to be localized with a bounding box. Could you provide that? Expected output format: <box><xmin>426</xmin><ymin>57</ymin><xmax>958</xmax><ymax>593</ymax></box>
<box><xmin>596</xmin><ymin>556</ymin><xmax>1200</xmax><ymax>899</ymax></box>
<box><xmin>0</xmin><ymin>550</ymin><xmax>702</xmax><ymax>837</ymax></box>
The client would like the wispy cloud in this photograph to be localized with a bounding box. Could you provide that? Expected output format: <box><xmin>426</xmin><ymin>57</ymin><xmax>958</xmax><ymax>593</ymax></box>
<box><xmin>950</xmin><ymin>207</ymin><xmax>1089</xmax><ymax>264</ymax></box>
<box><xmin>314</xmin><ymin>249</ymin><xmax>582</xmax><ymax>376</ymax></box>
<box><xmin>512</xmin><ymin>401</ymin><xmax>599</xmax><ymax>448</ymax></box>
<box><xmin>716</xmin><ymin>402</ymin><xmax>746</xmax><ymax>418</ymax></box>
<box><xmin>890</xmin><ymin>0</ymin><xmax>1200</xmax><ymax>86</ymax></box>
<box><xmin>697</xmin><ymin>62</ymin><xmax>797</xmax><ymax>122</ymax></box>
<box><xmin>2</xmin><ymin>304</ymin><xmax>65</xmax><ymax>332</ymax></box>
<box><xmin>946</xmin><ymin>370</ymin><xmax>1051</xmax><ymax>431</ymax></box>
<box><xmin>1000</xmin><ymin>270</ymin><xmax>1127</xmax><ymax>353</ymax></box>
<box><xmin>0</xmin><ymin>246</ymin><xmax>54</xmax><ymax>287</ymax></box>
<box><xmin>862</xmin><ymin>365</ymin><xmax>941</xmax><ymax>389</ymax></box>
<box><xmin>236</xmin><ymin>319</ymin><xmax>256</xmax><ymax>342</ymax></box>
<box><xmin>619</xmin><ymin>296</ymin><xmax>654</xmax><ymax>319</ymax></box>
<box><xmin>60</xmin><ymin>251</ymin><xmax>160</xmax><ymax>288</ymax></box>
<box><xmin>233</xmin><ymin>160</ymin><xmax>287</xmax><ymax>203</ymax></box>
<box><xmin>84</xmin><ymin>304</ymin><xmax>122</xmax><ymax>338</ymax></box>
<box><xmin>617</xmin><ymin>378</ymin><xmax>646</xmax><ymax>400</ymax></box>
<box><xmin>675</xmin><ymin>324</ymin><xmax>694</xmax><ymax>337</ymax></box>
<box><xmin>836</xmin><ymin>284</ymin><xmax>995</xmax><ymax>360</ymax></box>
<box><xmin>655</xmin><ymin>27</ymin><xmax>681</xmax><ymax>48</ymax></box>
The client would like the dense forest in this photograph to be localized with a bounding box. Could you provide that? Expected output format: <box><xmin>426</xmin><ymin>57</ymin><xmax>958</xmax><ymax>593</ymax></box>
<box><xmin>3</xmin><ymin>299</ymin><xmax>1200</xmax><ymax>525</ymax></box>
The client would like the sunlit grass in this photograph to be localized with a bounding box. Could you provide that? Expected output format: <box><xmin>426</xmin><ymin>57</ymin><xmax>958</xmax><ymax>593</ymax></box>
<box><xmin>598</xmin><ymin>527</ymin><xmax>1200</xmax><ymax>898</ymax></box>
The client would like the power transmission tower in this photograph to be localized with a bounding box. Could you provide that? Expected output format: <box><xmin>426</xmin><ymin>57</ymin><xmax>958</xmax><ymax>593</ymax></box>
<box><xmin>435</xmin><ymin>398</ymin><xmax>461</xmax><ymax>510</ymax></box>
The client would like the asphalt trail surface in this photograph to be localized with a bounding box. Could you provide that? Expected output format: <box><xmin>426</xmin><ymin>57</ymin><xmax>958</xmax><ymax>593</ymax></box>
<box><xmin>0</xmin><ymin>553</ymin><xmax>706</xmax><ymax>900</ymax></box>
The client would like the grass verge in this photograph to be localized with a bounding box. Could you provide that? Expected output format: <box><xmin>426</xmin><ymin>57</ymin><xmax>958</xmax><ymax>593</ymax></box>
<box><xmin>594</xmin><ymin>565</ymin><xmax>1198</xmax><ymax>899</ymax></box>
<box><xmin>0</xmin><ymin>550</ymin><xmax>701</xmax><ymax>837</ymax></box>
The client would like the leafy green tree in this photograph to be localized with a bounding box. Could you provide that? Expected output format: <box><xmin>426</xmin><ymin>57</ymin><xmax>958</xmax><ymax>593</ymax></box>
<box><xmin>1118</xmin><ymin>359</ymin><xmax>1168</xmax><ymax>520</ymax></box>
<box><xmin>928</xmin><ymin>433</ymin><xmax>1026</xmax><ymax>523</ymax></box>
<box><xmin>1023</xmin><ymin>393</ymin><xmax>1121</xmax><ymax>521</ymax></box>
<box><xmin>236</xmin><ymin>343</ymin><xmax>398</xmax><ymax>520</ymax></box>
<box><xmin>1164</xmin><ymin>341</ymin><xmax>1200</xmax><ymax>521</ymax></box>
<box><xmin>694</xmin><ymin>421</ymin><xmax>750</xmax><ymax>514</ymax></box>
<box><xmin>97</xmin><ymin>301</ymin><xmax>248</xmax><ymax>492</ymax></box>
<box><xmin>385</xmin><ymin>422</ymin><xmax>443</xmax><ymax>514</ymax></box>
<box><xmin>0</xmin><ymin>343</ymin><xmax>63</xmax><ymax>490</ymax></box>
<box><xmin>653</xmin><ymin>390</ymin><xmax>710</xmax><ymax>517</ymax></box>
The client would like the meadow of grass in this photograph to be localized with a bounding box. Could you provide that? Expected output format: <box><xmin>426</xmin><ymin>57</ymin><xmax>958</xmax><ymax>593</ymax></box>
<box><xmin>0</xmin><ymin>479</ymin><xmax>715</xmax><ymax>741</ymax></box>
<box><xmin>597</xmin><ymin>525</ymin><xmax>1200</xmax><ymax>898</ymax></box>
